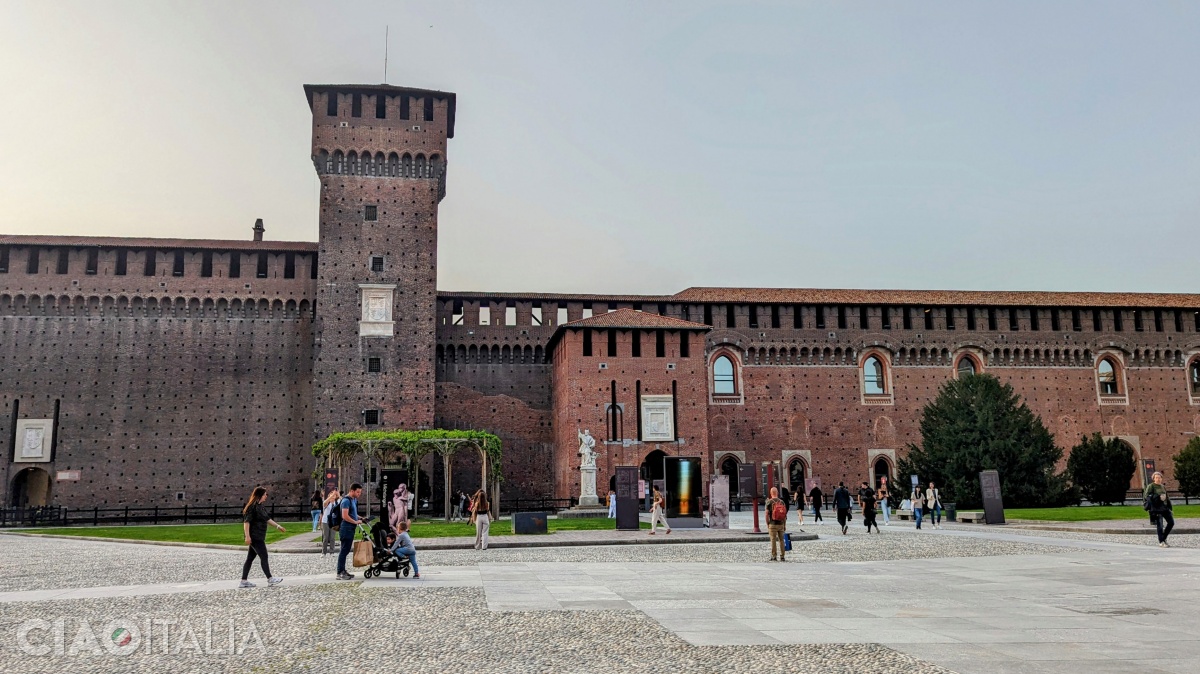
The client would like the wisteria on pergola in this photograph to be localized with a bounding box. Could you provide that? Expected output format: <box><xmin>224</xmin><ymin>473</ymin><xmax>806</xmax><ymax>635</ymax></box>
<box><xmin>312</xmin><ymin>429</ymin><xmax>502</xmax><ymax>521</ymax></box>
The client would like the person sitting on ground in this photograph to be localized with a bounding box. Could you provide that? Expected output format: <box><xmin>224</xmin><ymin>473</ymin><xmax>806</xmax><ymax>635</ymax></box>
<box><xmin>387</xmin><ymin>520</ymin><xmax>421</xmax><ymax>579</ymax></box>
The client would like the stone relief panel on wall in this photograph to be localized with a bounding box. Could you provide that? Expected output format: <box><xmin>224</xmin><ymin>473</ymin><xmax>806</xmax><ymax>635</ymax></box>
<box><xmin>640</xmin><ymin>395</ymin><xmax>675</xmax><ymax>442</ymax></box>
<box><xmin>14</xmin><ymin>419</ymin><xmax>53</xmax><ymax>463</ymax></box>
<box><xmin>358</xmin><ymin>284</ymin><xmax>396</xmax><ymax>337</ymax></box>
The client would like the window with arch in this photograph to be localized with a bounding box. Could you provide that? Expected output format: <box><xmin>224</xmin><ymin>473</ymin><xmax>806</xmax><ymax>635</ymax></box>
<box><xmin>1097</xmin><ymin>358</ymin><xmax>1120</xmax><ymax>396</ymax></box>
<box><xmin>1190</xmin><ymin>358</ymin><xmax>1200</xmax><ymax>396</ymax></box>
<box><xmin>719</xmin><ymin>457</ymin><xmax>740</xmax><ymax>496</ymax></box>
<box><xmin>713</xmin><ymin>355</ymin><xmax>736</xmax><ymax>395</ymax></box>
<box><xmin>956</xmin><ymin>355</ymin><xmax>979</xmax><ymax>378</ymax></box>
<box><xmin>787</xmin><ymin>458</ymin><xmax>807</xmax><ymax>491</ymax></box>
<box><xmin>863</xmin><ymin>356</ymin><xmax>886</xmax><ymax>395</ymax></box>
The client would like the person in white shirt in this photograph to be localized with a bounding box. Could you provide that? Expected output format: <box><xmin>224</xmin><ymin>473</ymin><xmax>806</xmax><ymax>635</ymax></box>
<box><xmin>925</xmin><ymin>482</ymin><xmax>943</xmax><ymax>529</ymax></box>
<box><xmin>607</xmin><ymin>489</ymin><xmax>616</xmax><ymax>518</ymax></box>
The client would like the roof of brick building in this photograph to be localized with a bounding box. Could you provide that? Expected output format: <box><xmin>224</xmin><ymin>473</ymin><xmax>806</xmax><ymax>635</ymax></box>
<box><xmin>560</xmin><ymin>308</ymin><xmax>712</xmax><ymax>331</ymax></box>
<box><xmin>673</xmin><ymin>287</ymin><xmax>1200</xmax><ymax>309</ymax></box>
<box><xmin>0</xmin><ymin>234</ymin><xmax>318</xmax><ymax>253</ymax></box>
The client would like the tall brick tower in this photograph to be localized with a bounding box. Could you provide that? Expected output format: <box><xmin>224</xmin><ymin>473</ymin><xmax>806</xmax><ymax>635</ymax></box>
<box><xmin>306</xmin><ymin>84</ymin><xmax>456</xmax><ymax>440</ymax></box>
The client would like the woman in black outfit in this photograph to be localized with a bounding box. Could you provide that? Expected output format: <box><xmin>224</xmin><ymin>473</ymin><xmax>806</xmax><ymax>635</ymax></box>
<box><xmin>240</xmin><ymin>486</ymin><xmax>286</xmax><ymax>588</ymax></box>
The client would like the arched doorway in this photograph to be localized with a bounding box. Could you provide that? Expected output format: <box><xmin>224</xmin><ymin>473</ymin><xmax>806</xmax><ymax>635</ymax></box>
<box><xmin>873</xmin><ymin>457</ymin><xmax>892</xmax><ymax>490</ymax></box>
<box><xmin>11</xmin><ymin>467</ymin><xmax>51</xmax><ymax>507</ymax></box>
<box><xmin>719</xmin><ymin>456</ymin><xmax>739</xmax><ymax>497</ymax></box>
<box><xmin>787</xmin><ymin>458</ymin><xmax>806</xmax><ymax>492</ymax></box>
<box><xmin>641</xmin><ymin>449</ymin><xmax>667</xmax><ymax>485</ymax></box>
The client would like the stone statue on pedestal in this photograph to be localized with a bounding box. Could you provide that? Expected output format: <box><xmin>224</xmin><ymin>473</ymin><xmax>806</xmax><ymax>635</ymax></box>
<box><xmin>577</xmin><ymin>429</ymin><xmax>599</xmax><ymax>506</ymax></box>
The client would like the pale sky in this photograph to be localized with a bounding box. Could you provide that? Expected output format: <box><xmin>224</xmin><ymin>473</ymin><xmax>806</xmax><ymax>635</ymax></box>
<box><xmin>1</xmin><ymin>2</ymin><xmax>1198</xmax><ymax>295</ymax></box>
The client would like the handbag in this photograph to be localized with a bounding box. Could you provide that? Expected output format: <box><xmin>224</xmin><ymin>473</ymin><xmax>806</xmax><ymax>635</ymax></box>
<box><xmin>783</xmin><ymin>533</ymin><xmax>792</xmax><ymax>552</ymax></box>
<box><xmin>352</xmin><ymin>539</ymin><xmax>374</xmax><ymax>567</ymax></box>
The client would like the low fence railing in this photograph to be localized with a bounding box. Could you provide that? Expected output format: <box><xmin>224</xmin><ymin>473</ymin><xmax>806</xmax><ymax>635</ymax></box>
<box><xmin>0</xmin><ymin>503</ymin><xmax>313</xmax><ymax>529</ymax></box>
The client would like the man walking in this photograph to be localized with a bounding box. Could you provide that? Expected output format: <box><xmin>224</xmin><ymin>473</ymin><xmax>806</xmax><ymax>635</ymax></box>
<box><xmin>1145</xmin><ymin>471</ymin><xmax>1175</xmax><ymax>547</ymax></box>
<box><xmin>765</xmin><ymin>487</ymin><xmax>788</xmax><ymax>561</ymax></box>
<box><xmin>336</xmin><ymin>483</ymin><xmax>366</xmax><ymax>580</ymax></box>
<box><xmin>808</xmin><ymin>483</ymin><xmax>824</xmax><ymax>524</ymax></box>
<box><xmin>925</xmin><ymin>481</ymin><xmax>943</xmax><ymax>529</ymax></box>
<box><xmin>834</xmin><ymin>482</ymin><xmax>853</xmax><ymax>535</ymax></box>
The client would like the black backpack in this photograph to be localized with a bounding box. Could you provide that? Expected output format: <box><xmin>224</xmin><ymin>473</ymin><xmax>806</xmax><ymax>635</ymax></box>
<box><xmin>327</xmin><ymin>501</ymin><xmax>343</xmax><ymax>528</ymax></box>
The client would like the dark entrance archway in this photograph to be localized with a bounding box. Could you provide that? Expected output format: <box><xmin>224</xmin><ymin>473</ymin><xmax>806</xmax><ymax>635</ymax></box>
<box><xmin>11</xmin><ymin>467</ymin><xmax>51</xmax><ymax>507</ymax></box>
<box><xmin>787</xmin><ymin>458</ymin><xmax>806</xmax><ymax>492</ymax></box>
<box><xmin>719</xmin><ymin>456</ymin><xmax>739</xmax><ymax>497</ymax></box>
<box><xmin>641</xmin><ymin>449</ymin><xmax>667</xmax><ymax>484</ymax></box>
<box><xmin>873</xmin><ymin>457</ymin><xmax>892</xmax><ymax>490</ymax></box>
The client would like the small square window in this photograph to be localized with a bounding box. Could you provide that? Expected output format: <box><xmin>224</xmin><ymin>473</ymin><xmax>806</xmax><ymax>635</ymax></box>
<box><xmin>371</xmin><ymin>256</ymin><xmax>384</xmax><ymax>272</ymax></box>
<box><xmin>367</xmin><ymin>357</ymin><xmax>381</xmax><ymax>373</ymax></box>
<box><xmin>364</xmin><ymin>409</ymin><xmax>380</xmax><ymax>425</ymax></box>
<box><xmin>364</xmin><ymin>205</ymin><xmax>378</xmax><ymax>221</ymax></box>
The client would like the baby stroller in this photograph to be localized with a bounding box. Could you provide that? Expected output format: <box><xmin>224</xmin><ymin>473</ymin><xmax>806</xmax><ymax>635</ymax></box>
<box><xmin>361</xmin><ymin>520</ymin><xmax>412</xmax><ymax>579</ymax></box>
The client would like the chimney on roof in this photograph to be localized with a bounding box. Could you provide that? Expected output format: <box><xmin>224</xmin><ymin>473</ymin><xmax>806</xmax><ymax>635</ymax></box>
<box><xmin>252</xmin><ymin>218</ymin><xmax>265</xmax><ymax>242</ymax></box>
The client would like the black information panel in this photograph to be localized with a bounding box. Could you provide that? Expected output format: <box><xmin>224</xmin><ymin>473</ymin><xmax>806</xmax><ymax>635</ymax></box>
<box><xmin>979</xmin><ymin>470</ymin><xmax>1005</xmax><ymax>524</ymax></box>
<box><xmin>615</xmin><ymin>466</ymin><xmax>641</xmax><ymax>530</ymax></box>
<box><xmin>738</xmin><ymin>463</ymin><xmax>758</xmax><ymax>499</ymax></box>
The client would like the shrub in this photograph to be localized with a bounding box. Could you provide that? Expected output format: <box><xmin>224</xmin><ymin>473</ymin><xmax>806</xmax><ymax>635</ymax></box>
<box><xmin>1066</xmin><ymin>433</ymin><xmax>1136</xmax><ymax>505</ymax></box>
<box><xmin>1173</xmin><ymin>436</ymin><xmax>1200</xmax><ymax>500</ymax></box>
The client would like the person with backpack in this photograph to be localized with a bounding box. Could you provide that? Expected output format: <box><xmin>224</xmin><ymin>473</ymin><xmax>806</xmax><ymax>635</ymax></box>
<box><xmin>765</xmin><ymin>487</ymin><xmax>788</xmax><ymax>561</ymax></box>
<box><xmin>336</xmin><ymin>483</ymin><xmax>366</xmax><ymax>580</ymax></box>
<box><xmin>833</xmin><ymin>482</ymin><xmax>853</xmax><ymax>535</ymax></box>
<box><xmin>808</xmin><ymin>484</ymin><xmax>824</xmax><ymax>524</ymax></box>
<box><xmin>861</xmin><ymin>486</ymin><xmax>880</xmax><ymax>534</ymax></box>
<box><xmin>1144</xmin><ymin>471</ymin><xmax>1175</xmax><ymax>547</ymax></box>
<box><xmin>320</xmin><ymin>488</ymin><xmax>340</xmax><ymax>555</ymax></box>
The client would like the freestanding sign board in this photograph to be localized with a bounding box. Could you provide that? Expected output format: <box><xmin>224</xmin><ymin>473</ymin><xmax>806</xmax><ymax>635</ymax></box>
<box><xmin>979</xmin><ymin>470</ymin><xmax>1005</xmax><ymax>524</ymax></box>
<box><xmin>323</xmin><ymin>467</ymin><xmax>339</xmax><ymax>495</ymax></box>
<box><xmin>615</xmin><ymin>466</ymin><xmax>641</xmax><ymax>530</ymax></box>
<box><xmin>1142</xmin><ymin>459</ymin><xmax>1156</xmax><ymax>488</ymax></box>
<box><xmin>738</xmin><ymin>463</ymin><xmax>758</xmax><ymax>498</ymax></box>
<box><xmin>709</xmin><ymin>474</ymin><xmax>730</xmax><ymax>529</ymax></box>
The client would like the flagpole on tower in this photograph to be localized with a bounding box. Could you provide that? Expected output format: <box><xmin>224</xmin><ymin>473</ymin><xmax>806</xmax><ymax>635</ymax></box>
<box><xmin>383</xmin><ymin>25</ymin><xmax>389</xmax><ymax>83</ymax></box>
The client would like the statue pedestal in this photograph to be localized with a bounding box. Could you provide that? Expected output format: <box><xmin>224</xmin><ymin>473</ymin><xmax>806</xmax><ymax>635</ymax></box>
<box><xmin>578</xmin><ymin>466</ymin><xmax>599</xmax><ymax>506</ymax></box>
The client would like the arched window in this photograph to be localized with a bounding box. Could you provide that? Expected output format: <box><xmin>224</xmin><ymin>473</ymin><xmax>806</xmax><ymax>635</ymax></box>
<box><xmin>863</xmin><ymin>356</ymin><xmax>886</xmax><ymax>395</ymax></box>
<box><xmin>1190</xmin><ymin>359</ymin><xmax>1200</xmax><ymax>396</ymax></box>
<box><xmin>713</xmin><ymin>355</ymin><xmax>736</xmax><ymax>395</ymax></box>
<box><xmin>956</xmin><ymin>355</ymin><xmax>978</xmax><ymax>378</ymax></box>
<box><xmin>1098</xmin><ymin>358</ymin><xmax>1119</xmax><ymax>395</ymax></box>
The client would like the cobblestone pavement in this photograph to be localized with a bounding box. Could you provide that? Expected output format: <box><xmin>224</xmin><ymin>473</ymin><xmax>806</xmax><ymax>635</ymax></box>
<box><xmin>0</xmin><ymin>584</ymin><xmax>953</xmax><ymax>674</ymax></box>
<box><xmin>0</xmin><ymin>526</ymin><xmax>1083</xmax><ymax>593</ymax></box>
<box><xmin>1</xmin><ymin>528</ymin><xmax>1196</xmax><ymax>673</ymax></box>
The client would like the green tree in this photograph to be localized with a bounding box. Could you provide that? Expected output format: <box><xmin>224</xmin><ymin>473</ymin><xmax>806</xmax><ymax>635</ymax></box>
<box><xmin>897</xmin><ymin>374</ymin><xmax>1068</xmax><ymax>509</ymax></box>
<box><xmin>1172</xmin><ymin>436</ymin><xmax>1200</xmax><ymax>501</ymax></box>
<box><xmin>1066</xmin><ymin>433</ymin><xmax>1136</xmax><ymax>505</ymax></box>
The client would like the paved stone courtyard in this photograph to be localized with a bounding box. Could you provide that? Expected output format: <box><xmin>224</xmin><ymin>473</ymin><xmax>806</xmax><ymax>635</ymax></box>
<box><xmin>0</xmin><ymin>523</ymin><xmax>1196</xmax><ymax>673</ymax></box>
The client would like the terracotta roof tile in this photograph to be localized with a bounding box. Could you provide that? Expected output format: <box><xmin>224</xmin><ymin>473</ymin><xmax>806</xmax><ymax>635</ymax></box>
<box><xmin>672</xmin><ymin>287</ymin><xmax>1200</xmax><ymax>309</ymax></box>
<box><xmin>0</xmin><ymin>234</ymin><xmax>318</xmax><ymax>253</ymax></box>
<box><xmin>560</xmin><ymin>308</ymin><xmax>711</xmax><ymax>330</ymax></box>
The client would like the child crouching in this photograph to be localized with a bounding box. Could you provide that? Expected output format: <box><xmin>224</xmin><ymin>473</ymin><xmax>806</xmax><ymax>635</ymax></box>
<box><xmin>387</xmin><ymin>521</ymin><xmax>420</xmax><ymax>579</ymax></box>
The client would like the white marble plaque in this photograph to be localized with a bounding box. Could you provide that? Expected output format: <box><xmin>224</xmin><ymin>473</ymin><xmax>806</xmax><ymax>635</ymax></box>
<box><xmin>358</xmin><ymin>284</ymin><xmax>396</xmax><ymax>337</ymax></box>
<box><xmin>640</xmin><ymin>395</ymin><xmax>675</xmax><ymax>442</ymax></box>
<box><xmin>14</xmin><ymin>419</ymin><xmax>53</xmax><ymax>463</ymax></box>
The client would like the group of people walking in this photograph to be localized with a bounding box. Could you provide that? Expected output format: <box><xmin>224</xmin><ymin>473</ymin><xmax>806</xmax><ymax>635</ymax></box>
<box><xmin>241</xmin><ymin>483</ymin><xmax>495</xmax><ymax>588</ymax></box>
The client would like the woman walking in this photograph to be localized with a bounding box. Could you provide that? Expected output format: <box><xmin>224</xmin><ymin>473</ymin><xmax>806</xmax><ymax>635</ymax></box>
<box><xmin>310</xmin><ymin>489</ymin><xmax>324</xmax><ymax>532</ymax></box>
<box><xmin>862</xmin><ymin>487</ymin><xmax>880</xmax><ymax>533</ymax></box>
<box><xmin>240</xmin><ymin>486</ymin><xmax>285</xmax><ymax>588</ymax></box>
<box><xmin>320</xmin><ymin>488</ymin><xmax>340</xmax><ymax>555</ymax></box>
<box><xmin>471</xmin><ymin>490</ymin><xmax>491</xmax><ymax>550</ymax></box>
<box><xmin>1145</xmin><ymin>471</ymin><xmax>1175</xmax><ymax>548</ymax></box>
<box><xmin>910</xmin><ymin>485</ymin><xmax>926</xmax><ymax>530</ymax></box>
<box><xmin>648</xmin><ymin>488</ymin><xmax>671</xmax><ymax>535</ymax></box>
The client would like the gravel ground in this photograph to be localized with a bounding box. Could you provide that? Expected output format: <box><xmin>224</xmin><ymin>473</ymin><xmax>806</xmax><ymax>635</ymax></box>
<box><xmin>0</xmin><ymin>584</ymin><xmax>955</xmax><ymax>674</ymax></box>
<box><xmin>0</xmin><ymin>527</ymin><xmax>1083</xmax><ymax>594</ymax></box>
<box><xmin>958</xmin><ymin>523</ymin><xmax>1200</xmax><ymax>548</ymax></box>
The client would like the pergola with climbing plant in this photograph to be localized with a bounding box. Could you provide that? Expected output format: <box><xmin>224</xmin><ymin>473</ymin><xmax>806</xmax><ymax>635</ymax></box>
<box><xmin>312</xmin><ymin>429</ymin><xmax>502</xmax><ymax>521</ymax></box>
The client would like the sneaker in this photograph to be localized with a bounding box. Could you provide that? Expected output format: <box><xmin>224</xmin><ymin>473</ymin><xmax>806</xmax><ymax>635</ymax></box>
<box><xmin>238</xmin><ymin>580</ymin><xmax>256</xmax><ymax>589</ymax></box>
<box><xmin>665</xmin><ymin>530</ymin><xmax>671</xmax><ymax>535</ymax></box>
<box><xmin>779</xmin><ymin>557</ymin><xmax>786</xmax><ymax>562</ymax></box>
<box><xmin>268</xmin><ymin>577</ymin><xmax>283</xmax><ymax>586</ymax></box>
<box><xmin>412</xmin><ymin>574</ymin><xmax>421</xmax><ymax>579</ymax></box>
<box><xmin>770</xmin><ymin>556</ymin><xmax>777</xmax><ymax>562</ymax></box>
<box><xmin>338</xmin><ymin>572</ymin><xmax>355</xmax><ymax>580</ymax></box>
